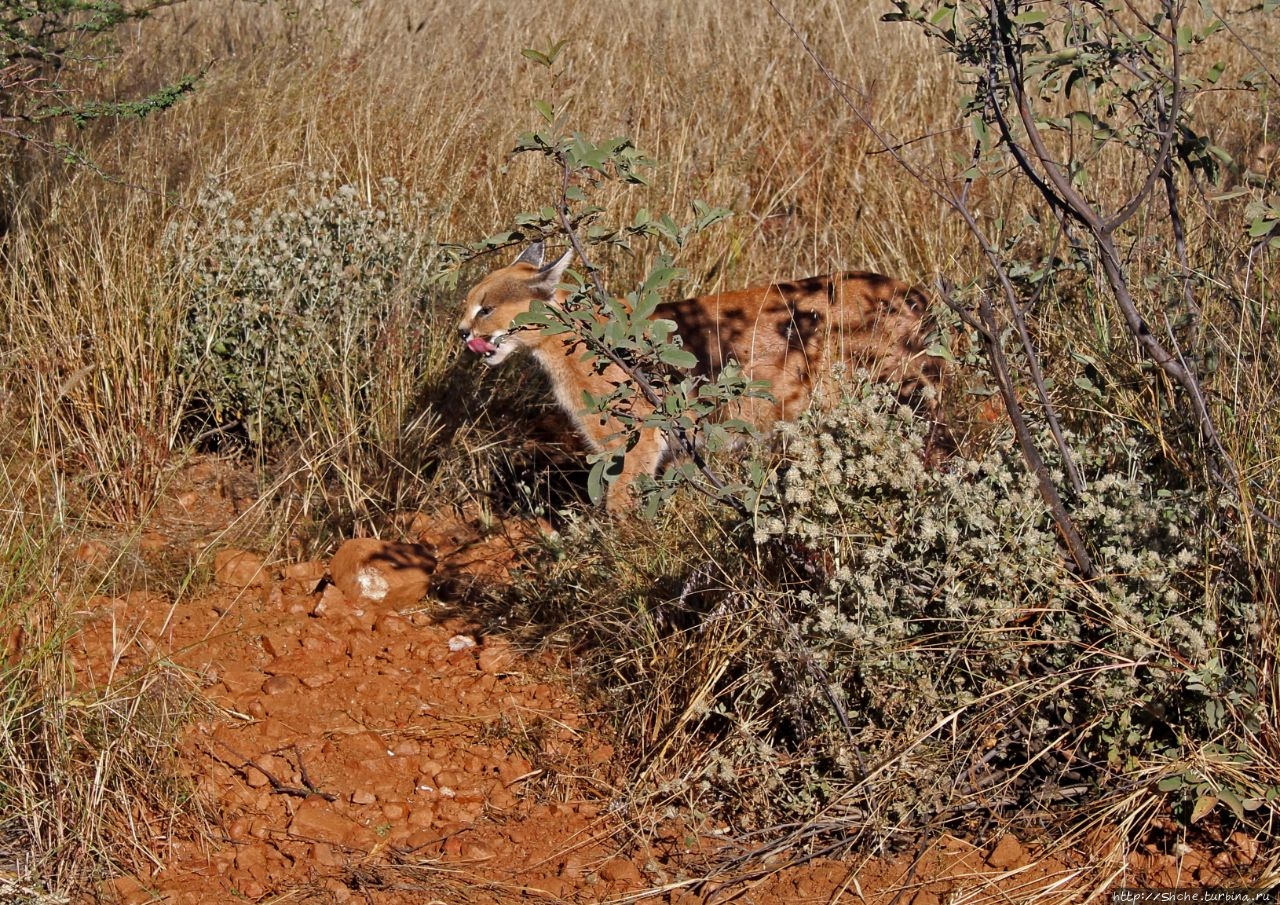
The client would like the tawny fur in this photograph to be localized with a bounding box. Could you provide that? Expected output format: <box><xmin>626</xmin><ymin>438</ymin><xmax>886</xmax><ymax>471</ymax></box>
<box><xmin>458</xmin><ymin>244</ymin><xmax>949</xmax><ymax>509</ymax></box>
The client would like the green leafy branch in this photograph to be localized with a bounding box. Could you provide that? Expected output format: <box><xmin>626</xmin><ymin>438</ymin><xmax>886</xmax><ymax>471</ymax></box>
<box><xmin>496</xmin><ymin>41</ymin><xmax>759</xmax><ymax>513</ymax></box>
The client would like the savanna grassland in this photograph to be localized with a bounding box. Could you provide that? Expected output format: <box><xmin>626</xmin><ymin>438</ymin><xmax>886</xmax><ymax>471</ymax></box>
<box><xmin>2</xmin><ymin>0</ymin><xmax>1279</xmax><ymax>901</ymax></box>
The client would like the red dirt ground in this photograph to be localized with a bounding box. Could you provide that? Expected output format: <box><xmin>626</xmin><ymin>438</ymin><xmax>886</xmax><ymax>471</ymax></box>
<box><xmin>65</xmin><ymin>459</ymin><xmax>1259</xmax><ymax>903</ymax></box>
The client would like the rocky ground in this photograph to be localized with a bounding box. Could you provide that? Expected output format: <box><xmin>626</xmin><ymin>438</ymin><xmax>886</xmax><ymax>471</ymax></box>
<box><xmin>63</xmin><ymin>459</ymin><xmax>1255</xmax><ymax>903</ymax></box>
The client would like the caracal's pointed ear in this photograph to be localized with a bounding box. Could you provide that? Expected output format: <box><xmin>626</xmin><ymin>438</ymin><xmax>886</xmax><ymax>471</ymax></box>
<box><xmin>513</xmin><ymin>242</ymin><xmax>545</xmax><ymax>268</ymax></box>
<box><xmin>526</xmin><ymin>247</ymin><xmax>574</xmax><ymax>299</ymax></box>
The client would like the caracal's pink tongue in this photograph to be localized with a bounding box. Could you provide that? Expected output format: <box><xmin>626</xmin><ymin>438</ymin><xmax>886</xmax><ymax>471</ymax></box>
<box><xmin>466</xmin><ymin>336</ymin><xmax>498</xmax><ymax>355</ymax></box>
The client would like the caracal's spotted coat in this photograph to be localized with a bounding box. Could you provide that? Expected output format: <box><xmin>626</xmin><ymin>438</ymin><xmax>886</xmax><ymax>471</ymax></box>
<box><xmin>458</xmin><ymin>243</ymin><xmax>949</xmax><ymax>509</ymax></box>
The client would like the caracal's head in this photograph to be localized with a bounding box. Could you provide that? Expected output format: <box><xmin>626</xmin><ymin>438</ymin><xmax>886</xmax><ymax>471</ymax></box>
<box><xmin>457</xmin><ymin>242</ymin><xmax>574</xmax><ymax>367</ymax></box>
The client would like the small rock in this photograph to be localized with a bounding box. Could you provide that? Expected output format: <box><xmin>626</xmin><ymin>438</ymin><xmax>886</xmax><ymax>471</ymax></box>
<box><xmin>434</xmin><ymin>769</ymin><xmax>463</xmax><ymax>789</ymax></box>
<box><xmin>106</xmin><ymin>875</ymin><xmax>149</xmax><ymax>905</ymax></box>
<box><xmin>261</xmin><ymin>675</ymin><xmax>298</xmax><ymax>696</ymax></box>
<box><xmin>312</xmin><ymin>583</ymin><xmax>347</xmax><ymax>617</ymax></box>
<box><xmin>283</xmin><ymin>560</ymin><xmax>327</xmax><ymax>583</ymax></box>
<box><xmin>404</xmin><ymin>828</ymin><xmax>440</xmax><ymax>852</ymax></box>
<box><xmin>461</xmin><ymin>840</ymin><xmax>495</xmax><ymax>861</ymax></box>
<box><xmin>350</xmin><ymin>789</ymin><xmax>377</xmax><ymax>805</ymax></box>
<box><xmin>228</xmin><ymin>876</ymin><xmax>264</xmax><ymax>900</ymax></box>
<box><xmin>73</xmin><ymin>539</ymin><xmax>111</xmax><ymax>564</ymax></box>
<box><xmin>289</xmin><ymin>798</ymin><xmax>376</xmax><ymax>850</ymax></box>
<box><xmin>478</xmin><ymin>642</ymin><xmax>515</xmax><ymax>674</ymax></box>
<box><xmin>234</xmin><ymin>844</ymin><xmax>269</xmax><ymax>878</ymax></box>
<box><xmin>1229</xmin><ymin>830</ymin><xmax>1260</xmax><ymax>863</ymax></box>
<box><xmin>375</xmin><ymin>612</ymin><xmax>410</xmax><ymax>634</ymax></box>
<box><xmin>525</xmin><ymin>877</ymin><xmax>567</xmax><ymax>899</ymax></box>
<box><xmin>311</xmin><ymin>843</ymin><xmax>345</xmax><ymax>868</ymax></box>
<box><xmin>322</xmin><ymin>878</ymin><xmax>353</xmax><ymax>903</ymax></box>
<box><xmin>599</xmin><ymin>857</ymin><xmax>643</xmax><ymax>884</ymax></box>
<box><xmin>448</xmin><ymin>634</ymin><xmax>476</xmax><ymax>652</ymax></box>
<box><xmin>214</xmin><ymin>549</ymin><xmax>268</xmax><ymax>588</ymax></box>
<box><xmin>560</xmin><ymin>854</ymin><xmax>588</xmax><ymax>879</ymax></box>
<box><xmin>985</xmin><ymin>833</ymin><xmax>1025</xmax><ymax>870</ymax></box>
<box><xmin>488</xmin><ymin>783</ymin><xmax>516</xmax><ymax>810</ymax></box>
<box><xmin>329</xmin><ymin>539</ymin><xmax>436</xmax><ymax>609</ymax></box>
<box><xmin>259</xmin><ymin>632</ymin><xmax>295</xmax><ymax>659</ymax></box>
<box><xmin>139</xmin><ymin>532</ymin><xmax>167</xmax><ymax>555</ymax></box>
<box><xmin>218</xmin><ymin>667</ymin><xmax>268</xmax><ymax>696</ymax></box>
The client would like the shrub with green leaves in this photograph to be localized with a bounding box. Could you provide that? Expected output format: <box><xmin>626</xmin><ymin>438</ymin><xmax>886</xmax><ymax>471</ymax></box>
<box><xmin>725</xmin><ymin>384</ymin><xmax>1257</xmax><ymax>822</ymax></box>
<box><xmin>521</xmin><ymin>382</ymin><xmax>1260</xmax><ymax>832</ymax></box>
<box><xmin>171</xmin><ymin>175</ymin><xmax>433</xmax><ymax>448</ymax></box>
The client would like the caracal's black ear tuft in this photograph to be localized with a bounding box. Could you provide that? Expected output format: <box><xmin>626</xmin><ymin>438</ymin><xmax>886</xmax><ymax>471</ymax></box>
<box><xmin>513</xmin><ymin>242</ymin><xmax>545</xmax><ymax>268</ymax></box>
<box><xmin>526</xmin><ymin>248</ymin><xmax>574</xmax><ymax>299</ymax></box>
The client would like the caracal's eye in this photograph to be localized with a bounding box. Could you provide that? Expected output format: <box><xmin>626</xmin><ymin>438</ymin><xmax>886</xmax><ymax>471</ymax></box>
<box><xmin>476</xmin><ymin>306</ymin><xmax>494</xmax><ymax>319</ymax></box>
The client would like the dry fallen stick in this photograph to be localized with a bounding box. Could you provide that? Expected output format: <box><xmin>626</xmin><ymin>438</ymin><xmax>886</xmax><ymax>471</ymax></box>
<box><xmin>211</xmin><ymin>739</ymin><xmax>337</xmax><ymax>802</ymax></box>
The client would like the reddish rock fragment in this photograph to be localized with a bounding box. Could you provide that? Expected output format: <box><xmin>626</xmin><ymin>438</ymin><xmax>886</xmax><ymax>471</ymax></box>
<box><xmin>288</xmin><ymin>797</ymin><xmax>377</xmax><ymax>851</ymax></box>
<box><xmin>261</xmin><ymin>675</ymin><xmax>298</xmax><ymax>696</ymax></box>
<box><xmin>329</xmin><ymin>539</ymin><xmax>436</xmax><ymax>609</ymax></box>
<box><xmin>985</xmin><ymin>833</ymin><xmax>1026</xmax><ymax>870</ymax></box>
<box><xmin>599</xmin><ymin>857</ymin><xmax>642</xmax><ymax>884</ymax></box>
<box><xmin>214</xmin><ymin>549</ymin><xmax>268</xmax><ymax>588</ymax></box>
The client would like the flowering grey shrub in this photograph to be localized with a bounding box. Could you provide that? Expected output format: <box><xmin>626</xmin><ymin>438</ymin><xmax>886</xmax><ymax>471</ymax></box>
<box><xmin>507</xmin><ymin>378</ymin><xmax>1256</xmax><ymax>829</ymax></box>
<box><xmin>171</xmin><ymin>175</ymin><xmax>430</xmax><ymax>447</ymax></box>
<box><xmin>749</xmin><ymin>381</ymin><xmax>1249</xmax><ymax>792</ymax></box>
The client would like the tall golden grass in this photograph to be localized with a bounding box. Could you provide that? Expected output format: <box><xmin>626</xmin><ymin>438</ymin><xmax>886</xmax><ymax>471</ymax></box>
<box><xmin>1</xmin><ymin>0</ymin><xmax>1277</xmax><ymax>895</ymax></box>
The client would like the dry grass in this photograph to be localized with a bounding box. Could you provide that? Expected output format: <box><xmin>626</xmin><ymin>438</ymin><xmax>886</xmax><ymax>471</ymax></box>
<box><xmin>1</xmin><ymin>0</ymin><xmax>1278</xmax><ymax>897</ymax></box>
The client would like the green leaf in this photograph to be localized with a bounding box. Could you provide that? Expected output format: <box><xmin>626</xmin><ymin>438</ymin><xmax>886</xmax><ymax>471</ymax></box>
<box><xmin>929</xmin><ymin>4</ymin><xmax>955</xmax><ymax>29</ymax></box>
<box><xmin>1012</xmin><ymin>10</ymin><xmax>1049</xmax><ymax>26</ymax></box>
<box><xmin>659</xmin><ymin>346</ymin><xmax>698</xmax><ymax>369</ymax></box>
<box><xmin>1248</xmin><ymin>218</ymin><xmax>1279</xmax><ymax>238</ymax></box>
<box><xmin>1073</xmin><ymin>375</ymin><xmax>1102</xmax><ymax>398</ymax></box>
<box><xmin>970</xmin><ymin>115</ymin><xmax>990</xmax><ymax>150</ymax></box>
<box><xmin>1190</xmin><ymin>794</ymin><xmax>1217</xmax><ymax>823</ymax></box>
<box><xmin>642</xmin><ymin>265</ymin><xmax>682</xmax><ymax>293</ymax></box>
<box><xmin>521</xmin><ymin>48</ymin><xmax>550</xmax><ymax>67</ymax></box>
<box><xmin>1218</xmin><ymin>787</ymin><xmax>1246</xmax><ymax>820</ymax></box>
<box><xmin>925</xmin><ymin>344</ymin><xmax>956</xmax><ymax>363</ymax></box>
<box><xmin>1156</xmin><ymin>775</ymin><xmax>1185</xmax><ymax>792</ymax></box>
<box><xmin>586</xmin><ymin>453</ymin><xmax>621</xmax><ymax>504</ymax></box>
<box><xmin>532</xmin><ymin>99</ymin><xmax>554</xmax><ymax>123</ymax></box>
<box><xmin>545</xmin><ymin>38</ymin><xmax>569</xmax><ymax>64</ymax></box>
<box><xmin>633</xmin><ymin>291</ymin><xmax>660</xmax><ymax>320</ymax></box>
<box><xmin>478</xmin><ymin>230</ymin><xmax>516</xmax><ymax>249</ymax></box>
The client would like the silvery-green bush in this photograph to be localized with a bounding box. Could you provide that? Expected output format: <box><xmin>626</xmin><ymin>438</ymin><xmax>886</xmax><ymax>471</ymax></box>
<box><xmin>171</xmin><ymin>175</ymin><xmax>432</xmax><ymax>448</ymax></box>
<box><xmin>528</xmin><ymin>381</ymin><xmax>1258</xmax><ymax>829</ymax></box>
<box><xmin>738</xmin><ymin>382</ymin><xmax>1253</xmax><ymax>812</ymax></box>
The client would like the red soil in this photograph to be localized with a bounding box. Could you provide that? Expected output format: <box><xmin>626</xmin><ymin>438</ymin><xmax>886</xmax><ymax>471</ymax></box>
<box><xmin>63</xmin><ymin>459</ymin><xmax>1258</xmax><ymax>903</ymax></box>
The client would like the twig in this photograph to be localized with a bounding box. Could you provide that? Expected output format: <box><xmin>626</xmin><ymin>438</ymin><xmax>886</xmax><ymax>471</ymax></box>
<box><xmin>947</xmin><ymin>283</ymin><xmax>1096</xmax><ymax>578</ymax></box>
<box><xmin>212</xmin><ymin>739</ymin><xmax>336</xmax><ymax>801</ymax></box>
